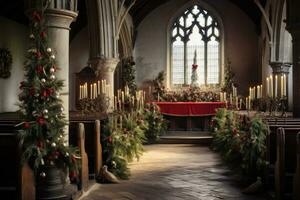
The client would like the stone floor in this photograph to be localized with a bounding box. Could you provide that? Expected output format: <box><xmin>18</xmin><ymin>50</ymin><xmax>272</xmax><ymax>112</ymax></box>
<box><xmin>80</xmin><ymin>144</ymin><xmax>266</xmax><ymax>200</ymax></box>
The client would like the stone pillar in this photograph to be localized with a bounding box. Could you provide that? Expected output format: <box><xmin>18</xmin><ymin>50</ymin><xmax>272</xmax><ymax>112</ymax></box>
<box><xmin>86</xmin><ymin>0</ymin><xmax>120</xmax><ymax>110</ymax></box>
<box><xmin>44</xmin><ymin>8</ymin><xmax>77</xmax><ymax>135</ymax></box>
<box><xmin>286</xmin><ymin>0</ymin><xmax>300</xmax><ymax>116</ymax></box>
<box><xmin>89</xmin><ymin>58</ymin><xmax>119</xmax><ymax>110</ymax></box>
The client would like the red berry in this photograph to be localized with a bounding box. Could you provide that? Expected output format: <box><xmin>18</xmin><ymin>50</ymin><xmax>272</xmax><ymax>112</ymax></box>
<box><xmin>24</xmin><ymin>122</ymin><xmax>30</xmax><ymax>129</ymax></box>
<box><xmin>40</xmin><ymin>31</ymin><xmax>46</xmax><ymax>39</ymax></box>
<box><xmin>36</xmin><ymin>66</ymin><xmax>44</xmax><ymax>74</ymax></box>
<box><xmin>37</xmin><ymin>117</ymin><xmax>46</xmax><ymax>125</ymax></box>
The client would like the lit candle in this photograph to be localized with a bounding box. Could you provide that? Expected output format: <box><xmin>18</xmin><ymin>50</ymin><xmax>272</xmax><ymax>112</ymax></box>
<box><xmin>79</xmin><ymin>85</ymin><xmax>82</xmax><ymax>99</ymax></box>
<box><xmin>121</xmin><ymin>91</ymin><xmax>124</xmax><ymax>103</ymax></box>
<box><xmin>283</xmin><ymin>74</ymin><xmax>287</xmax><ymax>96</ymax></box>
<box><xmin>239</xmin><ymin>98</ymin><xmax>242</xmax><ymax>110</ymax></box>
<box><xmin>98</xmin><ymin>81</ymin><xmax>100</xmax><ymax>95</ymax></box>
<box><xmin>281</xmin><ymin>75</ymin><xmax>284</xmax><ymax>97</ymax></box>
<box><xmin>275</xmin><ymin>75</ymin><xmax>278</xmax><ymax>98</ymax></box>
<box><xmin>270</xmin><ymin>75</ymin><xmax>273</xmax><ymax>98</ymax></box>
<box><xmin>260</xmin><ymin>85</ymin><xmax>263</xmax><ymax>98</ymax></box>
<box><xmin>94</xmin><ymin>83</ymin><xmax>97</xmax><ymax>98</ymax></box>
<box><xmin>90</xmin><ymin>84</ymin><xmax>93</xmax><ymax>99</ymax></box>
<box><xmin>220</xmin><ymin>92</ymin><xmax>223</xmax><ymax>101</ymax></box>
<box><xmin>266</xmin><ymin>77</ymin><xmax>269</xmax><ymax>97</ymax></box>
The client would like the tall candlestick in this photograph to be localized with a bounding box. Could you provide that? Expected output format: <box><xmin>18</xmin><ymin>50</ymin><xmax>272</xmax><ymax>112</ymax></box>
<box><xmin>79</xmin><ymin>85</ymin><xmax>82</xmax><ymax>99</ymax></box>
<box><xmin>275</xmin><ymin>75</ymin><xmax>278</xmax><ymax>98</ymax></box>
<box><xmin>270</xmin><ymin>75</ymin><xmax>273</xmax><ymax>98</ymax></box>
<box><xmin>281</xmin><ymin>75</ymin><xmax>284</xmax><ymax>97</ymax></box>
<box><xmin>283</xmin><ymin>74</ymin><xmax>287</xmax><ymax>96</ymax></box>
<box><xmin>266</xmin><ymin>77</ymin><xmax>269</xmax><ymax>97</ymax></box>
<box><xmin>90</xmin><ymin>84</ymin><xmax>93</xmax><ymax>99</ymax></box>
<box><xmin>97</xmin><ymin>81</ymin><xmax>100</xmax><ymax>95</ymax></box>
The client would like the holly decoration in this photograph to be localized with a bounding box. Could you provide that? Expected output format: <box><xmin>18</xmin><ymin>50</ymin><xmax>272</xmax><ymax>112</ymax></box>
<box><xmin>18</xmin><ymin>1</ymin><xmax>79</xmax><ymax>178</ymax></box>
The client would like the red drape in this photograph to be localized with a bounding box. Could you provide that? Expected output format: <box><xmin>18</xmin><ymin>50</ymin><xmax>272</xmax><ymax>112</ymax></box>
<box><xmin>154</xmin><ymin>102</ymin><xmax>225</xmax><ymax>116</ymax></box>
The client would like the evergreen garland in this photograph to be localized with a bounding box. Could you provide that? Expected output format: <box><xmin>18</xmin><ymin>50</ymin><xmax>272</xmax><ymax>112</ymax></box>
<box><xmin>211</xmin><ymin>108</ymin><xmax>268</xmax><ymax>180</ymax></box>
<box><xmin>17</xmin><ymin>1</ymin><xmax>79</xmax><ymax>180</ymax></box>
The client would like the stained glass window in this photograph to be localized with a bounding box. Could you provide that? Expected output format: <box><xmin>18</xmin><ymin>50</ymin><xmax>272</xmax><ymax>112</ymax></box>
<box><xmin>171</xmin><ymin>5</ymin><xmax>221</xmax><ymax>86</ymax></box>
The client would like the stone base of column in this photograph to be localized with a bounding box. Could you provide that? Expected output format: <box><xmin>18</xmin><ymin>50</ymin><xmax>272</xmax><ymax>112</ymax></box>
<box><xmin>89</xmin><ymin>58</ymin><xmax>119</xmax><ymax>112</ymax></box>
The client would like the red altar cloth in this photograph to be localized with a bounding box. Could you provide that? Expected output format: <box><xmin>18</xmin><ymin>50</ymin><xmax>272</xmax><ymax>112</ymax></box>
<box><xmin>154</xmin><ymin>102</ymin><xmax>225</xmax><ymax>116</ymax></box>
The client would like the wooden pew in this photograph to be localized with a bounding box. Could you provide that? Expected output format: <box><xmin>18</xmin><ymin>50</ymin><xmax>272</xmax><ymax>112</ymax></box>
<box><xmin>275</xmin><ymin>128</ymin><xmax>299</xmax><ymax>200</ymax></box>
<box><xmin>77</xmin><ymin>123</ymin><xmax>89</xmax><ymax>191</ymax></box>
<box><xmin>94</xmin><ymin>120</ymin><xmax>102</xmax><ymax>177</ymax></box>
<box><xmin>293</xmin><ymin>133</ymin><xmax>300</xmax><ymax>200</ymax></box>
<box><xmin>0</xmin><ymin>122</ymin><xmax>35</xmax><ymax>200</ymax></box>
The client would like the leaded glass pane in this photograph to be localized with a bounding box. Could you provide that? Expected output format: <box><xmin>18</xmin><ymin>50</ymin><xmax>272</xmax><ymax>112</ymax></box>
<box><xmin>207</xmin><ymin>38</ymin><xmax>219</xmax><ymax>84</ymax></box>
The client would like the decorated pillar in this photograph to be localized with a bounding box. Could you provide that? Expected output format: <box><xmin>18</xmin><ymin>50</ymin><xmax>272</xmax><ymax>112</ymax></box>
<box><xmin>86</xmin><ymin>0</ymin><xmax>119</xmax><ymax>110</ymax></box>
<box><xmin>25</xmin><ymin>0</ymin><xmax>78</xmax><ymax>136</ymax></box>
<box><xmin>86</xmin><ymin>0</ymin><xmax>136</xmax><ymax>110</ymax></box>
<box><xmin>286</xmin><ymin>0</ymin><xmax>300</xmax><ymax>116</ymax></box>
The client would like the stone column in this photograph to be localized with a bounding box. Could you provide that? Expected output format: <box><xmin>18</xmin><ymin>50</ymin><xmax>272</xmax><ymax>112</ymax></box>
<box><xmin>286</xmin><ymin>0</ymin><xmax>300</xmax><ymax>117</ymax></box>
<box><xmin>44</xmin><ymin>8</ymin><xmax>77</xmax><ymax>136</ymax></box>
<box><xmin>290</xmin><ymin>31</ymin><xmax>300</xmax><ymax>116</ymax></box>
<box><xmin>86</xmin><ymin>0</ymin><xmax>120</xmax><ymax>110</ymax></box>
<box><xmin>89</xmin><ymin>58</ymin><xmax>119</xmax><ymax>110</ymax></box>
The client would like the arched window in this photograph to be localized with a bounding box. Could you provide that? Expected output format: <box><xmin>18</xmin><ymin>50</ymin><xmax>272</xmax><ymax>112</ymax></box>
<box><xmin>171</xmin><ymin>5</ymin><xmax>221</xmax><ymax>86</ymax></box>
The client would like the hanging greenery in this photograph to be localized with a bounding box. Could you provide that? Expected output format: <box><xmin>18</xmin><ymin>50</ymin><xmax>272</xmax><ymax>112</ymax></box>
<box><xmin>17</xmin><ymin>1</ymin><xmax>80</xmax><ymax>181</ymax></box>
<box><xmin>0</xmin><ymin>48</ymin><xmax>13</xmax><ymax>78</ymax></box>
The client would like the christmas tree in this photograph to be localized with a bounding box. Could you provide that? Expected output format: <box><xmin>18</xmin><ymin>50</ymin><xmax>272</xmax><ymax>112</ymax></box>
<box><xmin>18</xmin><ymin>1</ymin><xmax>79</xmax><ymax>180</ymax></box>
<box><xmin>222</xmin><ymin>58</ymin><xmax>235</xmax><ymax>93</ymax></box>
<box><xmin>191</xmin><ymin>50</ymin><xmax>199</xmax><ymax>87</ymax></box>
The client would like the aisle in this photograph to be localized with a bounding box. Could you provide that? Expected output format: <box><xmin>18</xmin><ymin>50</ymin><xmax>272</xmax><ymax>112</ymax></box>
<box><xmin>80</xmin><ymin>144</ymin><xmax>265</xmax><ymax>200</ymax></box>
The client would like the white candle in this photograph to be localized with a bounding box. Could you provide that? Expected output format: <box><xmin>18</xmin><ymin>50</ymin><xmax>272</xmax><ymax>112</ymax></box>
<box><xmin>230</xmin><ymin>93</ymin><xmax>233</xmax><ymax>104</ymax></box>
<box><xmin>239</xmin><ymin>98</ymin><xmax>242</xmax><ymax>110</ymax></box>
<box><xmin>260</xmin><ymin>85</ymin><xmax>263</xmax><ymax>98</ymax></box>
<box><xmin>266</xmin><ymin>77</ymin><xmax>269</xmax><ymax>97</ymax></box>
<box><xmin>94</xmin><ymin>83</ymin><xmax>97</xmax><ymax>98</ymax></box>
<box><xmin>281</xmin><ymin>75</ymin><xmax>284</xmax><ymax>97</ymax></box>
<box><xmin>79</xmin><ymin>85</ymin><xmax>82</xmax><ymax>99</ymax></box>
<box><xmin>283</xmin><ymin>74</ymin><xmax>287</xmax><ymax>96</ymax></box>
<box><xmin>275</xmin><ymin>75</ymin><xmax>278</xmax><ymax>98</ymax></box>
<box><xmin>270</xmin><ymin>75</ymin><xmax>273</xmax><ymax>98</ymax></box>
<box><xmin>246</xmin><ymin>97</ymin><xmax>249</xmax><ymax>110</ymax></box>
<box><xmin>90</xmin><ymin>84</ymin><xmax>93</xmax><ymax>99</ymax></box>
<box><xmin>98</xmin><ymin>81</ymin><xmax>100</xmax><ymax>95</ymax></box>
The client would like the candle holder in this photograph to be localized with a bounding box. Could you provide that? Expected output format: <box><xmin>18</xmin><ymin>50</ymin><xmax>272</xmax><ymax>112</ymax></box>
<box><xmin>78</xmin><ymin>94</ymin><xmax>109</xmax><ymax>114</ymax></box>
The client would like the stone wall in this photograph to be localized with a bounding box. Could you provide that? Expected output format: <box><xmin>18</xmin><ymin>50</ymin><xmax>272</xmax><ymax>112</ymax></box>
<box><xmin>0</xmin><ymin>17</ymin><xmax>28</xmax><ymax>112</ymax></box>
<box><xmin>134</xmin><ymin>0</ymin><xmax>260</xmax><ymax>96</ymax></box>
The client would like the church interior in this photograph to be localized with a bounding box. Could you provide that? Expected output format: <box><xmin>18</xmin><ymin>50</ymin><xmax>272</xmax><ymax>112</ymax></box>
<box><xmin>0</xmin><ymin>0</ymin><xmax>300</xmax><ymax>199</ymax></box>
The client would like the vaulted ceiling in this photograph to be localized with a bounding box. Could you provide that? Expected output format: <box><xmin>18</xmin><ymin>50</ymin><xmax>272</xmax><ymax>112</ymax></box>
<box><xmin>0</xmin><ymin>0</ymin><xmax>266</xmax><ymax>38</ymax></box>
<box><xmin>126</xmin><ymin>0</ymin><xmax>267</xmax><ymax>27</ymax></box>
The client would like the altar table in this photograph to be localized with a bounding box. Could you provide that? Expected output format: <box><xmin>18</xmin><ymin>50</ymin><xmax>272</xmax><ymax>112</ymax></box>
<box><xmin>154</xmin><ymin>102</ymin><xmax>225</xmax><ymax>131</ymax></box>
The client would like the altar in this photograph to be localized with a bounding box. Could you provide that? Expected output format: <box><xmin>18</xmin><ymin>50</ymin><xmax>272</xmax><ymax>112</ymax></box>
<box><xmin>154</xmin><ymin>102</ymin><xmax>225</xmax><ymax>131</ymax></box>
